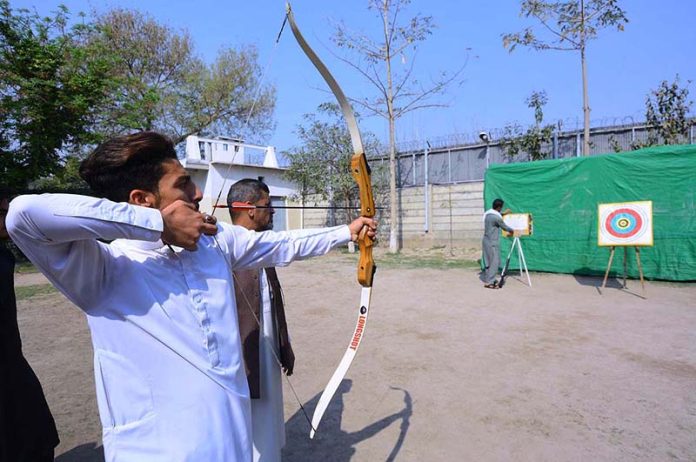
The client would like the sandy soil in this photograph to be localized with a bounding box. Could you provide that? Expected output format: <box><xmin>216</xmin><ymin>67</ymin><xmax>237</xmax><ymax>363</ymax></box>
<box><xmin>15</xmin><ymin>252</ymin><xmax>696</xmax><ymax>461</ymax></box>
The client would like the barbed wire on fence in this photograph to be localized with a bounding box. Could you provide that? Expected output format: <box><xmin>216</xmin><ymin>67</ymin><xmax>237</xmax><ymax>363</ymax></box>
<box><xmin>385</xmin><ymin>115</ymin><xmax>696</xmax><ymax>187</ymax></box>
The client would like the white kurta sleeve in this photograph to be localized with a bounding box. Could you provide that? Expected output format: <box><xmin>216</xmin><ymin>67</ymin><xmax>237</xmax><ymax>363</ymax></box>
<box><xmin>7</xmin><ymin>194</ymin><xmax>163</xmax><ymax>308</ymax></box>
<box><xmin>217</xmin><ymin>223</ymin><xmax>351</xmax><ymax>271</ymax></box>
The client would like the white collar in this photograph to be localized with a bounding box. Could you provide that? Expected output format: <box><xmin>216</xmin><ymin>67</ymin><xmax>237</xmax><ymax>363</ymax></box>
<box><xmin>483</xmin><ymin>209</ymin><xmax>503</xmax><ymax>221</ymax></box>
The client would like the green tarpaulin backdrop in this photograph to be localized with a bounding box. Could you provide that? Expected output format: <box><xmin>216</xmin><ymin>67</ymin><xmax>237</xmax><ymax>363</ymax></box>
<box><xmin>484</xmin><ymin>144</ymin><xmax>696</xmax><ymax>281</ymax></box>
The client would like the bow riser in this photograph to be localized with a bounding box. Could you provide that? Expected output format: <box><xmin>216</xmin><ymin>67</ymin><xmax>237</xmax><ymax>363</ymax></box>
<box><xmin>351</xmin><ymin>152</ymin><xmax>376</xmax><ymax>287</ymax></box>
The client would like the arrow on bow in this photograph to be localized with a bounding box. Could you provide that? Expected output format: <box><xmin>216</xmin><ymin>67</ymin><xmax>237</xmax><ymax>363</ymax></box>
<box><xmin>214</xmin><ymin>202</ymin><xmax>383</xmax><ymax>210</ymax></box>
<box><xmin>285</xmin><ymin>2</ymin><xmax>377</xmax><ymax>439</ymax></box>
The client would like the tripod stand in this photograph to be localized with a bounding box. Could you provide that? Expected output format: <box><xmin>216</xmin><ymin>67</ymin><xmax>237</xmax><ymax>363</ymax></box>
<box><xmin>499</xmin><ymin>236</ymin><xmax>531</xmax><ymax>288</ymax></box>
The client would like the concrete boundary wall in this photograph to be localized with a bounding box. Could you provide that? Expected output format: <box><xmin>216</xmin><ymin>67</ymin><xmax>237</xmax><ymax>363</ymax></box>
<box><xmin>293</xmin><ymin>181</ymin><xmax>485</xmax><ymax>249</ymax></box>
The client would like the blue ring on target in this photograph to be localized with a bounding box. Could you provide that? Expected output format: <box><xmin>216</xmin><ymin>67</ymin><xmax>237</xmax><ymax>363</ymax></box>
<box><xmin>605</xmin><ymin>208</ymin><xmax>643</xmax><ymax>239</ymax></box>
<box><xmin>610</xmin><ymin>213</ymin><xmax>637</xmax><ymax>234</ymax></box>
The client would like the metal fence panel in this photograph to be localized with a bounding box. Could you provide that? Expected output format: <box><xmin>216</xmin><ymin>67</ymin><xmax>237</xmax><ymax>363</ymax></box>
<box><xmin>388</xmin><ymin>120</ymin><xmax>695</xmax><ymax>187</ymax></box>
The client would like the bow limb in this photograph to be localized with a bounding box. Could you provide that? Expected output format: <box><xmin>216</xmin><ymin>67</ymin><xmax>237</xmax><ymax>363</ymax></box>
<box><xmin>286</xmin><ymin>2</ymin><xmax>375</xmax><ymax>287</ymax></box>
<box><xmin>286</xmin><ymin>2</ymin><xmax>376</xmax><ymax>438</ymax></box>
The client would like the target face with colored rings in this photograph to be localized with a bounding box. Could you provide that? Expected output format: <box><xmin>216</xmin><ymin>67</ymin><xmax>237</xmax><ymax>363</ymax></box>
<box><xmin>606</xmin><ymin>208</ymin><xmax>642</xmax><ymax>238</ymax></box>
<box><xmin>598</xmin><ymin>201</ymin><xmax>653</xmax><ymax>246</ymax></box>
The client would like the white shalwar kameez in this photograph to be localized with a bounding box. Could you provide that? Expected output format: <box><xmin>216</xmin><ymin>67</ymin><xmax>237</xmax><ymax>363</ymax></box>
<box><xmin>251</xmin><ymin>270</ymin><xmax>285</xmax><ymax>462</ymax></box>
<box><xmin>7</xmin><ymin>194</ymin><xmax>350</xmax><ymax>462</ymax></box>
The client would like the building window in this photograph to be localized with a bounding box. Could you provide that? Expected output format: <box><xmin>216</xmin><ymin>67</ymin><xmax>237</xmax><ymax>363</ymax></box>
<box><xmin>198</xmin><ymin>141</ymin><xmax>206</xmax><ymax>160</ymax></box>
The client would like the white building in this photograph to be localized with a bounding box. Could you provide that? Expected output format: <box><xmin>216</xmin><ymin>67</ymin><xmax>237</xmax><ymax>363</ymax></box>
<box><xmin>181</xmin><ymin>135</ymin><xmax>300</xmax><ymax>231</ymax></box>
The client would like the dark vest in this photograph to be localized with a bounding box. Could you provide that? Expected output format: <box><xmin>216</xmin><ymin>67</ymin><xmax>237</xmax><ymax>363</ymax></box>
<box><xmin>233</xmin><ymin>267</ymin><xmax>294</xmax><ymax>399</ymax></box>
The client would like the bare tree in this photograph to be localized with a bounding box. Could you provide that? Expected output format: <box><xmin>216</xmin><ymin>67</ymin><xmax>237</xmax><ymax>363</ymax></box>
<box><xmin>503</xmin><ymin>0</ymin><xmax>628</xmax><ymax>156</ymax></box>
<box><xmin>283</xmin><ymin>103</ymin><xmax>386</xmax><ymax>226</ymax></box>
<box><xmin>332</xmin><ymin>0</ymin><xmax>465</xmax><ymax>253</ymax></box>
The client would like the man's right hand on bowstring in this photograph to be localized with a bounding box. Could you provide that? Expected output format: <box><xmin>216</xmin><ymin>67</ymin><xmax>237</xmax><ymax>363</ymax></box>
<box><xmin>161</xmin><ymin>200</ymin><xmax>219</xmax><ymax>250</ymax></box>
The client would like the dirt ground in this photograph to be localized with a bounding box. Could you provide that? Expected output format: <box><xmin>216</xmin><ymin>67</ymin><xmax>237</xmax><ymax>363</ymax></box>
<box><xmin>15</xmin><ymin>251</ymin><xmax>696</xmax><ymax>462</ymax></box>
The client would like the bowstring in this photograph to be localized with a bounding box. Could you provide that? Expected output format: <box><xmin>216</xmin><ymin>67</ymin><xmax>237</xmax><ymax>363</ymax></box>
<box><xmin>209</xmin><ymin>11</ymin><xmax>288</xmax><ymax>219</ymax></box>
<box><xmin>205</xmin><ymin>9</ymin><xmax>317</xmax><ymax>432</ymax></box>
<box><xmin>230</xmin><ymin>269</ymin><xmax>317</xmax><ymax>434</ymax></box>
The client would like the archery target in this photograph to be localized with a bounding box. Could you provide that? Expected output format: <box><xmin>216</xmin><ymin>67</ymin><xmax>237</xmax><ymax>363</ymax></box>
<box><xmin>598</xmin><ymin>201</ymin><xmax>653</xmax><ymax>246</ymax></box>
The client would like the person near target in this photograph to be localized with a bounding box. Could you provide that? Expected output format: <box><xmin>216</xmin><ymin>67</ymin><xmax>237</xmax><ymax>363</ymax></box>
<box><xmin>6</xmin><ymin>131</ymin><xmax>377</xmax><ymax>461</ymax></box>
<box><xmin>482</xmin><ymin>198</ymin><xmax>517</xmax><ymax>289</ymax></box>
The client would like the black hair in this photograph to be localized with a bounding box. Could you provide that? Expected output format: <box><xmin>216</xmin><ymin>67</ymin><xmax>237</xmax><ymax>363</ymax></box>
<box><xmin>226</xmin><ymin>178</ymin><xmax>270</xmax><ymax>220</ymax></box>
<box><xmin>79</xmin><ymin>132</ymin><xmax>177</xmax><ymax>202</ymax></box>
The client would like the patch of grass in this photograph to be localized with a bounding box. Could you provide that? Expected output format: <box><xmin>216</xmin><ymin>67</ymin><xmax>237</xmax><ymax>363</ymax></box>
<box><xmin>15</xmin><ymin>284</ymin><xmax>57</xmax><ymax>301</ymax></box>
<box><xmin>377</xmin><ymin>253</ymin><xmax>480</xmax><ymax>270</ymax></box>
<box><xmin>334</xmin><ymin>247</ymin><xmax>481</xmax><ymax>270</ymax></box>
<box><xmin>15</xmin><ymin>261</ymin><xmax>39</xmax><ymax>274</ymax></box>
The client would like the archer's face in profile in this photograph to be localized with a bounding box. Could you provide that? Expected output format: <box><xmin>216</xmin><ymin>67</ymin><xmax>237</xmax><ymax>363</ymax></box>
<box><xmin>252</xmin><ymin>192</ymin><xmax>274</xmax><ymax>232</ymax></box>
<box><xmin>153</xmin><ymin>160</ymin><xmax>203</xmax><ymax>210</ymax></box>
<box><xmin>128</xmin><ymin>159</ymin><xmax>203</xmax><ymax>211</ymax></box>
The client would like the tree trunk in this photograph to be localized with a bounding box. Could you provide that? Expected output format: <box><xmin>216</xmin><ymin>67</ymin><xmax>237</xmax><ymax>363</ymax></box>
<box><xmin>581</xmin><ymin>47</ymin><xmax>590</xmax><ymax>156</ymax></box>
<box><xmin>580</xmin><ymin>0</ymin><xmax>591</xmax><ymax>156</ymax></box>
<box><xmin>388</xmin><ymin>115</ymin><xmax>398</xmax><ymax>253</ymax></box>
<box><xmin>383</xmin><ymin>0</ymin><xmax>399</xmax><ymax>253</ymax></box>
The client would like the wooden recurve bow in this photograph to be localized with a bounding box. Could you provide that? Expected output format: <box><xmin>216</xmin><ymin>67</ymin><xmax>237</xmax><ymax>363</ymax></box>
<box><xmin>285</xmin><ymin>2</ymin><xmax>377</xmax><ymax>439</ymax></box>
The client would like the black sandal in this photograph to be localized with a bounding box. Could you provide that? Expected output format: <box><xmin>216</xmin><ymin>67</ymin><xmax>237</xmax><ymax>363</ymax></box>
<box><xmin>484</xmin><ymin>283</ymin><xmax>498</xmax><ymax>289</ymax></box>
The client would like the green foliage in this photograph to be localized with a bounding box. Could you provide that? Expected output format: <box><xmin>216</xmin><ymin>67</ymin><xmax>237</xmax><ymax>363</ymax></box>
<box><xmin>608</xmin><ymin>135</ymin><xmax>623</xmax><ymax>153</ymax></box>
<box><xmin>503</xmin><ymin>1</ymin><xmax>628</xmax><ymax>156</ymax></box>
<box><xmin>503</xmin><ymin>0</ymin><xmax>628</xmax><ymax>52</ymax></box>
<box><xmin>0</xmin><ymin>1</ymin><xmax>119</xmax><ymax>189</ymax></box>
<box><xmin>0</xmin><ymin>5</ymin><xmax>275</xmax><ymax>189</ymax></box>
<box><xmin>91</xmin><ymin>9</ymin><xmax>274</xmax><ymax>144</ymax></box>
<box><xmin>283</xmin><ymin>103</ymin><xmax>386</xmax><ymax>222</ymax></box>
<box><xmin>32</xmin><ymin>155</ymin><xmax>89</xmax><ymax>191</ymax></box>
<box><xmin>642</xmin><ymin>75</ymin><xmax>693</xmax><ymax>146</ymax></box>
<box><xmin>501</xmin><ymin>91</ymin><xmax>555</xmax><ymax>161</ymax></box>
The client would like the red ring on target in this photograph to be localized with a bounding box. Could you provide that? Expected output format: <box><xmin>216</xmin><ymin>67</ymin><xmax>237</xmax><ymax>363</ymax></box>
<box><xmin>605</xmin><ymin>208</ymin><xmax>642</xmax><ymax>238</ymax></box>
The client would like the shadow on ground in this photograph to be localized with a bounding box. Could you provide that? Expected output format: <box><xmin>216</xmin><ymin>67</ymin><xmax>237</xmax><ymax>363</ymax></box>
<box><xmin>53</xmin><ymin>381</ymin><xmax>412</xmax><ymax>462</ymax></box>
<box><xmin>283</xmin><ymin>379</ymin><xmax>412</xmax><ymax>462</ymax></box>
<box><xmin>55</xmin><ymin>442</ymin><xmax>104</xmax><ymax>462</ymax></box>
<box><xmin>573</xmin><ymin>269</ymin><xmax>647</xmax><ymax>298</ymax></box>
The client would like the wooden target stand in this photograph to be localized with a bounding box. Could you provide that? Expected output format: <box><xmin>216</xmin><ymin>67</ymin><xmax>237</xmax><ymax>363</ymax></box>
<box><xmin>600</xmin><ymin>246</ymin><xmax>646</xmax><ymax>295</ymax></box>
<box><xmin>597</xmin><ymin>201</ymin><xmax>653</xmax><ymax>297</ymax></box>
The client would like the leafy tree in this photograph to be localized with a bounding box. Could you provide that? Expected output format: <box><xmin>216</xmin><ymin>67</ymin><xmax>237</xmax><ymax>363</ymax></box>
<box><xmin>503</xmin><ymin>0</ymin><xmax>628</xmax><ymax>156</ymax></box>
<box><xmin>501</xmin><ymin>91</ymin><xmax>555</xmax><ymax>161</ymax></box>
<box><xmin>31</xmin><ymin>156</ymin><xmax>88</xmax><ymax>191</ymax></box>
<box><xmin>607</xmin><ymin>135</ymin><xmax>623</xmax><ymax>153</ymax></box>
<box><xmin>283</xmin><ymin>103</ymin><xmax>386</xmax><ymax>226</ymax></box>
<box><xmin>331</xmin><ymin>0</ymin><xmax>464</xmax><ymax>252</ymax></box>
<box><xmin>0</xmin><ymin>1</ymin><xmax>118</xmax><ymax>189</ymax></box>
<box><xmin>643</xmin><ymin>75</ymin><xmax>693</xmax><ymax>146</ymax></box>
<box><xmin>91</xmin><ymin>9</ymin><xmax>275</xmax><ymax>144</ymax></box>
